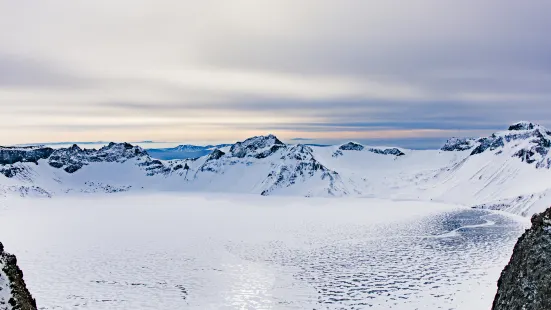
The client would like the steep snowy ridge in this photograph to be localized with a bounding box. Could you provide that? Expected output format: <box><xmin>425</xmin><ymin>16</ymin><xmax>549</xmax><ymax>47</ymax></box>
<box><xmin>260</xmin><ymin>144</ymin><xmax>347</xmax><ymax>196</ymax></box>
<box><xmin>0</xmin><ymin>243</ymin><xmax>37</xmax><ymax>310</ymax></box>
<box><xmin>2</xmin><ymin>123</ymin><xmax>551</xmax><ymax>217</ymax></box>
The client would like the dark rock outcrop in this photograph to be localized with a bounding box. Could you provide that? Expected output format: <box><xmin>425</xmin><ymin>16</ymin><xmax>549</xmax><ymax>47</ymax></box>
<box><xmin>492</xmin><ymin>207</ymin><xmax>551</xmax><ymax>310</ymax></box>
<box><xmin>368</xmin><ymin>147</ymin><xmax>405</xmax><ymax>156</ymax></box>
<box><xmin>207</xmin><ymin>149</ymin><xmax>225</xmax><ymax>160</ymax></box>
<box><xmin>336</xmin><ymin>142</ymin><xmax>405</xmax><ymax>157</ymax></box>
<box><xmin>0</xmin><ymin>242</ymin><xmax>37</xmax><ymax>310</ymax></box>
<box><xmin>0</xmin><ymin>147</ymin><xmax>54</xmax><ymax>166</ymax></box>
<box><xmin>339</xmin><ymin>142</ymin><xmax>365</xmax><ymax>151</ymax></box>
<box><xmin>441</xmin><ymin>137</ymin><xmax>477</xmax><ymax>151</ymax></box>
<box><xmin>508</xmin><ymin>121</ymin><xmax>537</xmax><ymax>131</ymax></box>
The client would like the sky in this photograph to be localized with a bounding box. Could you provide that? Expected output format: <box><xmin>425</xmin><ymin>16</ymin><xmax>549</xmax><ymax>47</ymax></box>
<box><xmin>1</xmin><ymin>1</ymin><xmax>551</xmax><ymax>148</ymax></box>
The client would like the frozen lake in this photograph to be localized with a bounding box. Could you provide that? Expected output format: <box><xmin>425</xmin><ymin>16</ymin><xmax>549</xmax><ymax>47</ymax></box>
<box><xmin>0</xmin><ymin>194</ymin><xmax>527</xmax><ymax>310</ymax></box>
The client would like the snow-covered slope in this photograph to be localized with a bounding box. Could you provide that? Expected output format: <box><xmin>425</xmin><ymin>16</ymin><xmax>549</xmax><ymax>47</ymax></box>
<box><xmin>2</xmin><ymin>122</ymin><xmax>551</xmax><ymax>217</ymax></box>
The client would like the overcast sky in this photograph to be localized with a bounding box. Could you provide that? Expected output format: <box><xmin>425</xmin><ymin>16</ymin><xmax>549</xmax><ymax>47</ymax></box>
<box><xmin>1</xmin><ymin>1</ymin><xmax>551</xmax><ymax>147</ymax></box>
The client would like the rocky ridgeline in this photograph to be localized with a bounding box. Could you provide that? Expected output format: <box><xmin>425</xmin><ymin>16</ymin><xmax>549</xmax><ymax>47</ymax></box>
<box><xmin>334</xmin><ymin>142</ymin><xmax>405</xmax><ymax>157</ymax></box>
<box><xmin>0</xmin><ymin>147</ymin><xmax>54</xmax><ymax>166</ymax></box>
<box><xmin>492</xmin><ymin>207</ymin><xmax>551</xmax><ymax>310</ymax></box>
<box><xmin>0</xmin><ymin>243</ymin><xmax>37</xmax><ymax>310</ymax></box>
<box><xmin>48</xmin><ymin>142</ymin><xmax>150</xmax><ymax>173</ymax></box>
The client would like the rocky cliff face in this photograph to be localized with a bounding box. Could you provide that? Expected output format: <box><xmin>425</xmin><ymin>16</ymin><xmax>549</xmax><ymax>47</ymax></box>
<box><xmin>0</xmin><ymin>243</ymin><xmax>37</xmax><ymax>310</ymax></box>
<box><xmin>492</xmin><ymin>207</ymin><xmax>551</xmax><ymax>310</ymax></box>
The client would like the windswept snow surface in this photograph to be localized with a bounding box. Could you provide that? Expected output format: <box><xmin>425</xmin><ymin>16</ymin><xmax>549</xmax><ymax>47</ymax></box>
<box><xmin>0</xmin><ymin>194</ymin><xmax>527</xmax><ymax>310</ymax></box>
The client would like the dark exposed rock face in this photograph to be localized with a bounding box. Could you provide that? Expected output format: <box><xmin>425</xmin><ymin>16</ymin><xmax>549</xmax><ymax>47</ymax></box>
<box><xmin>508</xmin><ymin>121</ymin><xmax>537</xmax><ymax>131</ymax></box>
<box><xmin>492</xmin><ymin>207</ymin><xmax>551</xmax><ymax>310</ymax></box>
<box><xmin>336</xmin><ymin>142</ymin><xmax>405</xmax><ymax>157</ymax></box>
<box><xmin>0</xmin><ymin>243</ymin><xmax>37</xmax><ymax>310</ymax></box>
<box><xmin>339</xmin><ymin>142</ymin><xmax>365</xmax><ymax>151</ymax></box>
<box><xmin>208</xmin><ymin>149</ymin><xmax>225</xmax><ymax>160</ymax></box>
<box><xmin>441</xmin><ymin>137</ymin><xmax>477</xmax><ymax>151</ymax></box>
<box><xmin>0</xmin><ymin>147</ymin><xmax>54</xmax><ymax>178</ymax></box>
<box><xmin>229</xmin><ymin>135</ymin><xmax>285</xmax><ymax>158</ymax></box>
<box><xmin>368</xmin><ymin>147</ymin><xmax>405</xmax><ymax>156</ymax></box>
<box><xmin>0</xmin><ymin>147</ymin><xmax>54</xmax><ymax>166</ymax></box>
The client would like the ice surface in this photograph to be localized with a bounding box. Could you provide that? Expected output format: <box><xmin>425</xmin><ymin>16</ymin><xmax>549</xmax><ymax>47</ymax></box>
<box><xmin>0</xmin><ymin>194</ymin><xmax>528</xmax><ymax>310</ymax></box>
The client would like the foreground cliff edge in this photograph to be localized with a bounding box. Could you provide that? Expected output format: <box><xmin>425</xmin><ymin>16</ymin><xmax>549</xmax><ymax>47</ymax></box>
<box><xmin>493</xmin><ymin>207</ymin><xmax>551</xmax><ymax>310</ymax></box>
<box><xmin>0</xmin><ymin>243</ymin><xmax>37</xmax><ymax>310</ymax></box>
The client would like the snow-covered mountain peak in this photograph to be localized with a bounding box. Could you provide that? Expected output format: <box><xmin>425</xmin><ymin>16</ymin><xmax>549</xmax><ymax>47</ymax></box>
<box><xmin>282</xmin><ymin>144</ymin><xmax>315</xmax><ymax>161</ymax></box>
<box><xmin>229</xmin><ymin>134</ymin><xmax>286</xmax><ymax>159</ymax></box>
<box><xmin>469</xmin><ymin>123</ymin><xmax>551</xmax><ymax>168</ymax></box>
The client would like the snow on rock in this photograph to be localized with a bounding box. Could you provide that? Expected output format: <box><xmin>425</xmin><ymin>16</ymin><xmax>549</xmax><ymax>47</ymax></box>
<box><xmin>0</xmin><ymin>243</ymin><xmax>37</xmax><ymax>310</ymax></box>
<box><xmin>260</xmin><ymin>145</ymin><xmax>348</xmax><ymax>197</ymax></box>
<box><xmin>470</xmin><ymin>122</ymin><xmax>551</xmax><ymax>168</ymax></box>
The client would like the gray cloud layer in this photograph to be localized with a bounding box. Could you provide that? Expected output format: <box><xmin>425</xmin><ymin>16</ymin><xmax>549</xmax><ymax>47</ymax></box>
<box><xmin>1</xmin><ymin>1</ymin><xmax>550</xmax><ymax>146</ymax></box>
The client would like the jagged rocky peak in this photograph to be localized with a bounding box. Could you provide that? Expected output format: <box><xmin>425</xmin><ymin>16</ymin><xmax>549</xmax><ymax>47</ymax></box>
<box><xmin>48</xmin><ymin>142</ymin><xmax>149</xmax><ymax>173</ymax></box>
<box><xmin>508</xmin><ymin>121</ymin><xmax>540</xmax><ymax>131</ymax></box>
<box><xmin>229</xmin><ymin>134</ymin><xmax>286</xmax><ymax>159</ymax></box>
<box><xmin>492</xmin><ymin>207</ymin><xmax>551</xmax><ymax>310</ymax></box>
<box><xmin>0</xmin><ymin>146</ymin><xmax>54</xmax><ymax>166</ymax></box>
<box><xmin>262</xmin><ymin>144</ymin><xmax>347</xmax><ymax>197</ymax></box>
<box><xmin>0</xmin><ymin>242</ymin><xmax>37</xmax><ymax>310</ymax></box>
<box><xmin>339</xmin><ymin>142</ymin><xmax>365</xmax><ymax>151</ymax></box>
<box><xmin>441</xmin><ymin>137</ymin><xmax>477</xmax><ymax>151</ymax></box>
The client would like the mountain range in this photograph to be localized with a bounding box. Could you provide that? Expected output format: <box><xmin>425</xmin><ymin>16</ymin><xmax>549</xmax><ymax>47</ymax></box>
<box><xmin>1</xmin><ymin>121</ymin><xmax>551</xmax><ymax>217</ymax></box>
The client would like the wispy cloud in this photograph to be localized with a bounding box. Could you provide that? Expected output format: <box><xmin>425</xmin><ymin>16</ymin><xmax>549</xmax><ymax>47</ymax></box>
<box><xmin>1</xmin><ymin>0</ymin><xmax>550</xmax><ymax>146</ymax></box>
